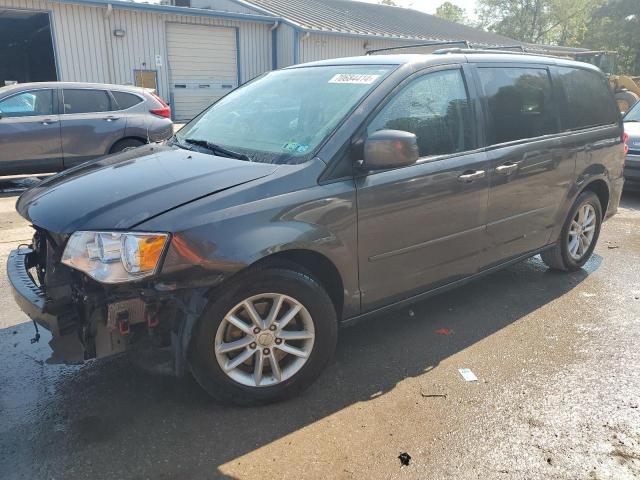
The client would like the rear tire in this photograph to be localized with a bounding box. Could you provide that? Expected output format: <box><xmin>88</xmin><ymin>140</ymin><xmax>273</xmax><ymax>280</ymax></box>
<box><xmin>188</xmin><ymin>264</ymin><xmax>337</xmax><ymax>405</ymax></box>
<box><xmin>110</xmin><ymin>138</ymin><xmax>145</xmax><ymax>154</ymax></box>
<box><xmin>541</xmin><ymin>191</ymin><xmax>602</xmax><ymax>271</ymax></box>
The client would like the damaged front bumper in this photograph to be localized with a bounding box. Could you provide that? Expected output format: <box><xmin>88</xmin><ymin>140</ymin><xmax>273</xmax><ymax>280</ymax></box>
<box><xmin>8</xmin><ymin>243</ymin><xmax>177</xmax><ymax>365</ymax></box>
<box><xmin>8</xmin><ymin>248</ymin><xmax>59</xmax><ymax>334</ymax></box>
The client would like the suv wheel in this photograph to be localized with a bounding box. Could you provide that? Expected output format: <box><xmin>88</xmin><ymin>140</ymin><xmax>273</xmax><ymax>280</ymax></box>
<box><xmin>188</xmin><ymin>265</ymin><xmax>337</xmax><ymax>405</ymax></box>
<box><xmin>541</xmin><ymin>190</ymin><xmax>602</xmax><ymax>271</ymax></box>
<box><xmin>110</xmin><ymin>138</ymin><xmax>145</xmax><ymax>154</ymax></box>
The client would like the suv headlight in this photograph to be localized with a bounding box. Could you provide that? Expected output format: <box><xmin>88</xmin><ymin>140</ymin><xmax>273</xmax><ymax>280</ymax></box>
<box><xmin>61</xmin><ymin>231</ymin><xmax>169</xmax><ymax>283</ymax></box>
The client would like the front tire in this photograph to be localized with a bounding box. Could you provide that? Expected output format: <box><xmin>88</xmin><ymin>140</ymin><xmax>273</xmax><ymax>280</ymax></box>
<box><xmin>541</xmin><ymin>190</ymin><xmax>602</xmax><ymax>271</ymax></box>
<box><xmin>188</xmin><ymin>265</ymin><xmax>337</xmax><ymax>405</ymax></box>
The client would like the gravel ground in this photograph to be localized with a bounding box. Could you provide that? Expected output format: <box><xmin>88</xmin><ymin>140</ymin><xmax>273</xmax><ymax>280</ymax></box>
<box><xmin>0</xmin><ymin>177</ymin><xmax>639</xmax><ymax>480</ymax></box>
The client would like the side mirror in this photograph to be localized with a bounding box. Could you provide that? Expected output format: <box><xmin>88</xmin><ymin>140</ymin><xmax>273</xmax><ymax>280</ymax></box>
<box><xmin>363</xmin><ymin>129</ymin><xmax>419</xmax><ymax>170</ymax></box>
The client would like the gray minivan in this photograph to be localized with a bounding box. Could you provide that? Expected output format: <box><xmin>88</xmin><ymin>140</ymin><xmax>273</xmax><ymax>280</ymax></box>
<box><xmin>8</xmin><ymin>52</ymin><xmax>625</xmax><ymax>405</ymax></box>
<box><xmin>0</xmin><ymin>82</ymin><xmax>173</xmax><ymax>175</ymax></box>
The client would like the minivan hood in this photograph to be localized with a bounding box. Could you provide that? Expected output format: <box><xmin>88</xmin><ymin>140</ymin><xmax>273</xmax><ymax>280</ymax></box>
<box><xmin>16</xmin><ymin>145</ymin><xmax>278</xmax><ymax>233</ymax></box>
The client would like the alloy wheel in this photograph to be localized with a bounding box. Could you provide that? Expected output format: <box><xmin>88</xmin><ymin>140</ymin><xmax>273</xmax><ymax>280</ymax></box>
<box><xmin>567</xmin><ymin>203</ymin><xmax>597</xmax><ymax>261</ymax></box>
<box><xmin>214</xmin><ymin>293</ymin><xmax>315</xmax><ymax>387</ymax></box>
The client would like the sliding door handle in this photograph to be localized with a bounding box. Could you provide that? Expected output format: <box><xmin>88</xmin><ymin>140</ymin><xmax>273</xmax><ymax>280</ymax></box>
<box><xmin>458</xmin><ymin>170</ymin><xmax>486</xmax><ymax>183</ymax></box>
<box><xmin>495</xmin><ymin>162</ymin><xmax>519</xmax><ymax>175</ymax></box>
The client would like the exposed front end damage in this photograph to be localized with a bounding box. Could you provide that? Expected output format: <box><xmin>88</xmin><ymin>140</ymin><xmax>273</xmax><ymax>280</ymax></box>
<box><xmin>8</xmin><ymin>227</ymin><xmax>180</xmax><ymax>365</ymax></box>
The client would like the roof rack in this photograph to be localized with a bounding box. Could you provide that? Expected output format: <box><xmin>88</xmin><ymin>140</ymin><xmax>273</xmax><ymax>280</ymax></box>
<box><xmin>365</xmin><ymin>40</ymin><xmax>470</xmax><ymax>55</ymax></box>
<box><xmin>432</xmin><ymin>47</ymin><xmax>563</xmax><ymax>60</ymax></box>
<box><xmin>471</xmin><ymin>45</ymin><xmax>525</xmax><ymax>52</ymax></box>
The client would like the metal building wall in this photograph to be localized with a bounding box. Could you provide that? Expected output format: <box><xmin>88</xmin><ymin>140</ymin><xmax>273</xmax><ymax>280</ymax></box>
<box><xmin>0</xmin><ymin>0</ymin><xmax>273</xmax><ymax>100</ymax></box>
<box><xmin>275</xmin><ymin>22</ymin><xmax>295</xmax><ymax>68</ymax></box>
<box><xmin>298</xmin><ymin>33</ymin><xmax>439</xmax><ymax>63</ymax></box>
<box><xmin>189</xmin><ymin>0</ymin><xmax>257</xmax><ymax>14</ymax></box>
<box><xmin>105</xmin><ymin>8</ymin><xmax>273</xmax><ymax>100</ymax></box>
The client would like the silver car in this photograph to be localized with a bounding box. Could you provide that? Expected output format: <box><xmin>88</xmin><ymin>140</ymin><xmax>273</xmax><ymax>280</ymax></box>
<box><xmin>0</xmin><ymin>82</ymin><xmax>173</xmax><ymax>175</ymax></box>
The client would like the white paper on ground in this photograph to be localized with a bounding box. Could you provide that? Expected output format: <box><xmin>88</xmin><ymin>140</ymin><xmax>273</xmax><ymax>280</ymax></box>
<box><xmin>458</xmin><ymin>368</ymin><xmax>478</xmax><ymax>382</ymax></box>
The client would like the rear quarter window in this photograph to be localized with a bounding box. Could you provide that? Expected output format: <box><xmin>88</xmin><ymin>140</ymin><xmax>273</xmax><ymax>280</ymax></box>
<box><xmin>112</xmin><ymin>91</ymin><xmax>143</xmax><ymax>110</ymax></box>
<box><xmin>478</xmin><ymin>67</ymin><xmax>559</xmax><ymax>145</ymax></box>
<box><xmin>555</xmin><ymin>67</ymin><xmax>618</xmax><ymax>130</ymax></box>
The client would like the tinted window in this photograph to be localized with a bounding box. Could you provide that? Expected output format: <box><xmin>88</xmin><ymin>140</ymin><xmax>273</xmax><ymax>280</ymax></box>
<box><xmin>112</xmin><ymin>91</ymin><xmax>143</xmax><ymax>110</ymax></box>
<box><xmin>0</xmin><ymin>90</ymin><xmax>53</xmax><ymax>117</ymax></box>
<box><xmin>62</xmin><ymin>89</ymin><xmax>111</xmax><ymax>114</ymax></box>
<box><xmin>478</xmin><ymin>67</ymin><xmax>558</xmax><ymax>144</ymax></box>
<box><xmin>555</xmin><ymin>67</ymin><xmax>618</xmax><ymax>130</ymax></box>
<box><xmin>368</xmin><ymin>69</ymin><xmax>473</xmax><ymax>157</ymax></box>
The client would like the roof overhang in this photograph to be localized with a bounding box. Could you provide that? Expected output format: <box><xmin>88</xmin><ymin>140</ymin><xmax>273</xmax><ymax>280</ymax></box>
<box><xmin>45</xmin><ymin>0</ymin><xmax>278</xmax><ymax>23</ymax></box>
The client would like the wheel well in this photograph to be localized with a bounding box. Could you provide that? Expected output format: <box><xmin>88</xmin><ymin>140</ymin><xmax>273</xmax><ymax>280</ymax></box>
<box><xmin>582</xmin><ymin>179</ymin><xmax>610</xmax><ymax>216</ymax></box>
<box><xmin>109</xmin><ymin>136</ymin><xmax>146</xmax><ymax>153</ymax></box>
<box><xmin>255</xmin><ymin>250</ymin><xmax>344</xmax><ymax>318</ymax></box>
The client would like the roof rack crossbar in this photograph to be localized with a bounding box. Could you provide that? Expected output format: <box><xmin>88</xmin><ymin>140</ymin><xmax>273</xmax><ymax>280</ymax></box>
<box><xmin>470</xmin><ymin>44</ymin><xmax>524</xmax><ymax>52</ymax></box>
<box><xmin>365</xmin><ymin>40</ymin><xmax>470</xmax><ymax>55</ymax></box>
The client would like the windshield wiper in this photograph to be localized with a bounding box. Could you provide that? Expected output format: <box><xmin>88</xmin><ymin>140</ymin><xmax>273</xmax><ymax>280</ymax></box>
<box><xmin>183</xmin><ymin>138</ymin><xmax>252</xmax><ymax>161</ymax></box>
<box><xmin>169</xmin><ymin>135</ymin><xmax>194</xmax><ymax>150</ymax></box>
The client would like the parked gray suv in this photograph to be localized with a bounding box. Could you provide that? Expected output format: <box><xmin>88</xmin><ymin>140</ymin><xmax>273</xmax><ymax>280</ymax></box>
<box><xmin>0</xmin><ymin>82</ymin><xmax>173</xmax><ymax>175</ymax></box>
<box><xmin>8</xmin><ymin>52</ymin><xmax>625</xmax><ymax>405</ymax></box>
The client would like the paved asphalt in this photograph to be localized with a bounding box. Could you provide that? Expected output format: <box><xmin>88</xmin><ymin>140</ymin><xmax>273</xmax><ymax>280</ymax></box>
<box><xmin>0</xmin><ymin>176</ymin><xmax>639</xmax><ymax>479</ymax></box>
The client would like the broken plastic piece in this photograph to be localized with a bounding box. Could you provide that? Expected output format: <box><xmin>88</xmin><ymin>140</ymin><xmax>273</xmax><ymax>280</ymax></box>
<box><xmin>398</xmin><ymin>452</ymin><xmax>411</xmax><ymax>466</ymax></box>
<box><xmin>458</xmin><ymin>368</ymin><xmax>478</xmax><ymax>382</ymax></box>
<box><xmin>435</xmin><ymin>328</ymin><xmax>453</xmax><ymax>335</ymax></box>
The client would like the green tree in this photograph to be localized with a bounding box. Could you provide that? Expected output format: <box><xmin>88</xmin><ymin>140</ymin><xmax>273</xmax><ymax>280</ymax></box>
<box><xmin>584</xmin><ymin>0</ymin><xmax>640</xmax><ymax>74</ymax></box>
<box><xmin>476</xmin><ymin>0</ymin><xmax>602</xmax><ymax>45</ymax></box>
<box><xmin>379</xmin><ymin>0</ymin><xmax>397</xmax><ymax>5</ymax></box>
<box><xmin>435</xmin><ymin>2</ymin><xmax>468</xmax><ymax>24</ymax></box>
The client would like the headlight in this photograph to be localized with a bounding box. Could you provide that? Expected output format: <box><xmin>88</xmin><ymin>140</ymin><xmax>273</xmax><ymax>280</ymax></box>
<box><xmin>61</xmin><ymin>231</ymin><xmax>169</xmax><ymax>283</ymax></box>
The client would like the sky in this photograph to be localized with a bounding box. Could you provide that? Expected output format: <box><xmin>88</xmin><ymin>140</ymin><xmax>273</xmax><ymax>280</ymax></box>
<box><xmin>358</xmin><ymin>0</ymin><xmax>479</xmax><ymax>18</ymax></box>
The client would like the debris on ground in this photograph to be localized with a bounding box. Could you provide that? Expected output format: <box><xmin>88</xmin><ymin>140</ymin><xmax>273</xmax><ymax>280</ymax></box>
<box><xmin>606</xmin><ymin>241</ymin><xmax>620</xmax><ymax>249</ymax></box>
<box><xmin>435</xmin><ymin>328</ymin><xmax>454</xmax><ymax>335</ymax></box>
<box><xmin>398</xmin><ymin>452</ymin><xmax>411</xmax><ymax>466</ymax></box>
<box><xmin>408</xmin><ymin>309</ymin><xmax>415</xmax><ymax>317</ymax></box>
<box><xmin>458</xmin><ymin>368</ymin><xmax>478</xmax><ymax>382</ymax></box>
<box><xmin>421</xmin><ymin>392</ymin><xmax>447</xmax><ymax>398</ymax></box>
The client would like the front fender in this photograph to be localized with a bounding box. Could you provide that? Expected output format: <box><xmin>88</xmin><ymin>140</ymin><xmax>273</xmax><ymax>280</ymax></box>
<box><xmin>140</xmin><ymin>173</ymin><xmax>359</xmax><ymax>318</ymax></box>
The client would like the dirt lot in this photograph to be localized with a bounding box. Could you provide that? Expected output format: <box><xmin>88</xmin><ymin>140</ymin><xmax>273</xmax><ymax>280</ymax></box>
<box><xmin>1</xmin><ymin>177</ymin><xmax>639</xmax><ymax>480</ymax></box>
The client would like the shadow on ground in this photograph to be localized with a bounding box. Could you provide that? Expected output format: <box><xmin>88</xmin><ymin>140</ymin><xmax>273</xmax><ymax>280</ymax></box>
<box><xmin>0</xmin><ymin>251</ymin><xmax>601</xmax><ymax>479</ymax></box>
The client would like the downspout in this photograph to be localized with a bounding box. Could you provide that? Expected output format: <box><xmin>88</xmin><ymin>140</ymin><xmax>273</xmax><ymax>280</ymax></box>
<box><xmin>270</xmin><ymin>21</ymin><xmax>279</xmax><ymax>70</ymax></box>
<box><xmin>103</xmin><ymin>3</ymin><xmax>116</xmax><ymax>84</ymax></box>
<box><xmin>296</xmin><ymin>31</ymin><xmax>310</xmax><ymax>65</ymax></box>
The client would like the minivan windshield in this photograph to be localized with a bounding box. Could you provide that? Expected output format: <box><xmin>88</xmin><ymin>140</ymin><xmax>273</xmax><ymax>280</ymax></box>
<box><xmin>175</xmin><ymin>65</ymin><xmax>394</xmax><ymax>164</ymax></box>
<box><xmin>625</xmin><ymin>101</ymin><xmax>640</xmax><ymax>122</ymax></box>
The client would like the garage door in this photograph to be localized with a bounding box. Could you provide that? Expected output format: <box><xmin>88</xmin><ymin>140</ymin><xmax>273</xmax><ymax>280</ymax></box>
<box><xmin>166</xmin><ymin>23</ymin><xmax>238</xmax><ymax>121</ymax></box>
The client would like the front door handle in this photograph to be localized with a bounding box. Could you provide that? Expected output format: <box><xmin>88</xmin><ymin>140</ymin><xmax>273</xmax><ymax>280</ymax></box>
<box><xmin>104</xmin><ymin>116</ymin><xmax>120</xmax><ymax>122</ymax></box>
<box><xmin>40</xmin><ymin>119</ymin><xmax>58</xmax><ymax>125</ymax></box>
<box><xmin>495</xmin><ymin>162</ymin><xmax>519</xmax><ymax>175</ymax></box>
<box><xmin>458</xmin><ymin>170</ymin><xmax>486</xmax><ymax>183</ymax></box>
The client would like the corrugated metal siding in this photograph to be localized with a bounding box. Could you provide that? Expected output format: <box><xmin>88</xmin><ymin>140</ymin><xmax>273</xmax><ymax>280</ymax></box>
<box><xmin>276</xmin><ymin>22</ymin><xmax>295</xmax><ymax>68</ymax></box>
<box><xmin>298</xmin><ymin>33</ymin><xmax>440</xmax><ymax>63</ymax></box>
<box><xmin>106</xmin><ymin>8</ymin><xmax>272</xmax><ymax>99</ymax></box>
<box><xmin>0</xmin><ymin>0</ymin><xmax>272</xmax><ymax>102</ymax></box>
<box><xmin>189</xmin><ymin>0</ymin><xmax>257</xmax><ymax>14</ymax></box>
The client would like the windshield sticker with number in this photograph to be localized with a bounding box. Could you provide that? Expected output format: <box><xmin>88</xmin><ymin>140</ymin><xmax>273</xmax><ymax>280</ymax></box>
<box><xmin>328</xmin><ymin>74</ymin><xmax>381</xmax><ymax>85</ymax></box>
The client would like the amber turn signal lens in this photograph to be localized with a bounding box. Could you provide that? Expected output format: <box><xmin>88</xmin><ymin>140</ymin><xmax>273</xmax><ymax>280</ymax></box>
<box><xmin>138</xmin><ymin>236</ymin><xmax>167</xmax><ymax>271</ymax></box>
